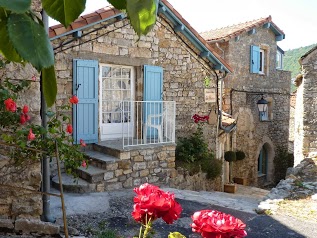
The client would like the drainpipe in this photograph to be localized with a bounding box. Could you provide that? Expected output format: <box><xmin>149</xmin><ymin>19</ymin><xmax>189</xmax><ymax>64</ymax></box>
<box><xmin>216</xmin><ymin>72</ymin><xmax>236</xmax><ymax>133</ymax></box>
<box><xmin>41</xmin><ymin>10</ymin><xmax>55</xmax><ymax>223</ymax></box>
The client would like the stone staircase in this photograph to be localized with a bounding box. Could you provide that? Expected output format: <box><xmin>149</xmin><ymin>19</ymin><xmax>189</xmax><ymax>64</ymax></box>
<box><xmin>52</xmin><ymin>143</ymin><xmax>123</xmax><ymax>193</ymax></box>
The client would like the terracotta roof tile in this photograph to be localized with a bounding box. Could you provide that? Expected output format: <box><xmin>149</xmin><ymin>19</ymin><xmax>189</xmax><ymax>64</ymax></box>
<box><xmin>201</xmin><ymin>16</ymin><xmax>285</xmax><ymax>42</ymax></box>
<box><xmin>48</xmin><ymin>0</ymin><xmax>232</xmax><ymax>72</ymax></box>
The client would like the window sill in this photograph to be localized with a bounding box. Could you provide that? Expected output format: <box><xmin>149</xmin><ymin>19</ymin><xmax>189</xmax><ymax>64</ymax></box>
<box><xmin>258</xmin><ymin>173</ymin><xmax>266</xmax><ymax>178</ymax></box>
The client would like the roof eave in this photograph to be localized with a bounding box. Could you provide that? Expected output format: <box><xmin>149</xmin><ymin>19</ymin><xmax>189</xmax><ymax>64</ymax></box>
<box><xmin>159</xmin><ymin>1</ymin><xmax>232</xmax><ymax>73</ymax></box>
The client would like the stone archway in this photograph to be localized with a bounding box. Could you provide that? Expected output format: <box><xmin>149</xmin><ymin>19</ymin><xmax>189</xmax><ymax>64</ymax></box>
<box><xmin>256</xmin><ymin>136</ymin><xmax>275</xmax><ymax>187</ymax></box>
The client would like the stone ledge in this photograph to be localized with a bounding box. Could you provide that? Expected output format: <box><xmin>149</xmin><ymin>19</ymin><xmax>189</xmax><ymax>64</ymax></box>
<box><xmin>14</xmin><ymin>218</ymin><xmax>59</xmax><ymax>235</ymax></box>
<box><xmin>0</xmin><ymin>218</ymin><xmax>14</xmax><ymax>229</ymax></box>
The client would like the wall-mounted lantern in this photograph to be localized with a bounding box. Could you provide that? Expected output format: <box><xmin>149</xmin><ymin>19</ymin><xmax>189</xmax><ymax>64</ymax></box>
<box><xmin>257</xmin><ymin>96</ymin><xmax>268</xmax><ymax>121</ymax></box>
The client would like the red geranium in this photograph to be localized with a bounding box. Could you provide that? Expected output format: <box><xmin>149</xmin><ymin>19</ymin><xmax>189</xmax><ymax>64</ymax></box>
<box><xmin>22</xmin><ymin>105</ymin><xmax>29</xmax><ymax>114</ymax></box>
<box><xmin>69</xmin><ymin>95</ymin><xmax>79</xmax><ymax>104</ymax></box>
<box><xmin>20</xmin><ymin>113</ymin><xmax>30</xmax><ymax>124</ymax></box>
<box><xmin>66</xmin><ymin>124</ymin><xmax>73</xmax><ymax>134</ymax></box>
<box><xmin>192</xmin><ymin>114</ymin><xmax>209</xmax><ymax>123</ymax></box>
<box><xmin>27</xmin><ymin>129</ymin><xmax>36</xmax><ymax>141</ymax></box>
<box><xmin>80</xmin><ymin>139</ymin><xmax>86</xmax><ymax>147</ymax></box>
<box><xmin>81</xmin><ymin>160</ymin><xmax>87</xmax><ymax>168</ymax></box>
<box><xmin>191</xmin><ymin>210</ymin><xmax>247</xmax><ymax>238</ymax></box>
<box><xmin>4</xmin><ymin>98</ymin><xmax>17</xmax><ymax>112</ymax></box>
<box><xmin>132</xmin><ymin>183</ymin><xmax>182</xmax><ymax>225</ymax></box>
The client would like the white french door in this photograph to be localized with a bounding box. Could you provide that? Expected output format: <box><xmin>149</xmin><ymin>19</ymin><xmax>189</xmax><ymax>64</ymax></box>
<box><xmin>99</xmin><ymin>64</ymin><xmax>135</xmax><ymax>140</ymax></box>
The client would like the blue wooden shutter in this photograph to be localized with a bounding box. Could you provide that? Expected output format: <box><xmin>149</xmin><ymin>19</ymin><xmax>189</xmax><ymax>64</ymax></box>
<box><xmin>73</xmin><ymin>59</ymin><xmax>99</xmax><ymax>144</ymax></box>
<box><xmin>250</xmin><ymin>45</ymin><xmax>260</xmax><ymax>73</ymax></box>
<box><xmin>143</xmin><ymin>65</ymin><xmax>163</xmax><ymax>138</ymax></box>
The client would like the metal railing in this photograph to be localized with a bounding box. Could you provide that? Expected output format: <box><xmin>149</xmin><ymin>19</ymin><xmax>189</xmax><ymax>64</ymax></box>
<box><xmin>120</xmin><ymin>101</ymin><xmax>176</xmax><ymax>148</ymax></box>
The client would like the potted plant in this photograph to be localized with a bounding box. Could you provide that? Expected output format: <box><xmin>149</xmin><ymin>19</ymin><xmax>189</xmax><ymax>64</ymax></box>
<box><xmin>233</xmin><ymin>151</ymin><xmax>248</xmax><ymax>186</ymax></box>
<box><xmin>224</xmin><ymin>151</ymin><xmax>237</xmax><ymax>193</ymax></box>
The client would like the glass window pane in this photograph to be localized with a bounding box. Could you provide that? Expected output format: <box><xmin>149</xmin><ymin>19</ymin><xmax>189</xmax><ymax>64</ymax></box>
<box><xmin>102</xmin><ymin>66</ymin><xmax>111</xmax><ymax>77</ymax></box>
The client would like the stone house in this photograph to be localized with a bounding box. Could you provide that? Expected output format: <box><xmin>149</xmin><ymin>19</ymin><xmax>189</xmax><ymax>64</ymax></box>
<box><xmin>294</xmin><ymin>46</ymin><xmax>317</xmax><ymax>165</ymax></box>
<box><xmin>201</xmin><ymin>16</ymin><xmax>291</xmax><ymax>187</ymax></box>
<box><xmin>49</xmin><ymin>0</ymin><xmax>233</xmax><ymax>193</ymax></box>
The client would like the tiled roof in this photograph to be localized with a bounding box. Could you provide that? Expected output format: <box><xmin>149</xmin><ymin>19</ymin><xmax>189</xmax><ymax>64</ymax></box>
<box><xmin>300</xmin><ymin>45</ymin><xmax>317</xmax><ymax>60</ymax></box>
<box><xmin>48</xmin><ymin>0</ymin><xmax>232</xmax><ymax>73</ymax></box>
<box><xmin>49</xmin><ymin>6</ymin><xmax>121</xmax><ymax>38</ymax></box>
<box><xmin>201</xmin><ymin>16</ymin><xmax>285</xmax><ymax>42</ymax></box>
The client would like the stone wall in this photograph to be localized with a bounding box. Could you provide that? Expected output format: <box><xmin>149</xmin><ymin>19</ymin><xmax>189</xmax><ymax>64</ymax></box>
<box><xmin>51</xmin><ymin>15</ymin><xmax>220</xmax><ymax>190</ymax></box>
<box><xmin>210</xmin><ymin>27</ymin><xmax>291</xmax><ymax>186</ymax></box>
<box><xmin>295</xmin><ymin>49</ymin><xmax>317</xmax><ymax>163</ymax></box>
<box><xmin>51</xmin><ymin>15</ymin><xmax>218</xmax><ymax>152</ymax></box>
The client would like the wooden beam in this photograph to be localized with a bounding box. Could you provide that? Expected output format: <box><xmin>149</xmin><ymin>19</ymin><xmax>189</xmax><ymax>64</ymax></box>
<box><xmin>276</xmin><ymin>35</ymin><xmax>284</xmax><ymax>41</ymax></box>
<box><xmin>248</xmin><ymin>28</ymin><xmax>256</xmax><ymax>35</ymax></box>
<box><xmin>200</xmin><ymin>51</ymin><xmax>210</xmax><ymax>58</ymax></box>
<box><xmin>263</xmin><ymin>23</ymin><xmax>271</xmax><ymax>28</ymax></box>
<box><xmin>174</xmin><ymin>24</ymin><xmax>185</xmax><ymax>32</ymax></box>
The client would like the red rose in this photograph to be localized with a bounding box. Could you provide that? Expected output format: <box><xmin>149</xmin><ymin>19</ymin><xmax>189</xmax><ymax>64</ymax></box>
<box><xmin>69</xmin><ymin>95</ymin><xmax>79</xmax><ymax>104</ymax></box>
<box><xmin>27</xmin><ymin>129</ymin><xmax>36</xmax><ymax>141</ymax></box>
<box><xmin>4</xmin><ymin>98</ymin><xmax>17</xmax><ymax>112</ymax></box>
<box><xmin>132</xmin><ymin>183</ymin><xmax>182</xmax><ymax>225</ymax></box>
<box><xmin>191</xmin><ymin>210</ymin><xmax>247</xmax><ymax>238</ymax></box>
<box><xmin>22</xmin><ymin>105</ymin><xmax>29</xmax><ymax>114</ymax></box>
<box><xmin>66</xmin><ymin>124</ymin><xmax>73</xmax><ymax>134</ymax></box>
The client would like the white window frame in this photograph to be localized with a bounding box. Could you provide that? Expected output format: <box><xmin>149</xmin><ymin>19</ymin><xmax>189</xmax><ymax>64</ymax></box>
<box><xmin>276</xmin><ymin>51</ymin><xmax>282</xmax><ymax>69</ymax></box>
<box><xmin>259</xmin><ymin>49</ymin><xmax>265</xmax><ymax>74</ymax></box>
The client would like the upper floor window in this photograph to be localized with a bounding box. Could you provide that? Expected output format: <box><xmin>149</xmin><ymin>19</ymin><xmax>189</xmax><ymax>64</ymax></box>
<box><xmin>276</xmin><ymin>51</ymin><xmax>283</xmax><ymax>69</ymax></box>
<box><xmin>250</xmin><ymin>45</ymin><xmax>269</xmax><ymax>75</ymax></box>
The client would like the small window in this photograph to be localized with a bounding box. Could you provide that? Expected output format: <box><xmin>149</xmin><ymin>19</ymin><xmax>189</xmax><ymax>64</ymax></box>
<box><xmin>259</xmin><ymin>49</ymin><xmax>265</xmax><ymax>74</ymax></box>
<box><xmin>276</xmin><ymin>51</ymin><xmax>282</xmax><ymax>69</ymax></box>
<box><xmin>259</xmin><ymin>98</ymin><xmax>273</xmax><ymax>121</ymax></box>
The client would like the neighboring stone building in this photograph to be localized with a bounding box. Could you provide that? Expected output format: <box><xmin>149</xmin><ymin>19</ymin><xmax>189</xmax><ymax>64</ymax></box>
<box><xmin>49</xmin><ymin>0</ymin><xmax>232</xmax><ymax>192</ymax></box>
<box><xmin>201</xmin><ymin>16</ymin><xmax>291</xmax><ymax>187</ymax></box>
<box><xmin>294</xmin><ymin>47</ymin><xmax>317</xmax><ymax>164</ymax></box>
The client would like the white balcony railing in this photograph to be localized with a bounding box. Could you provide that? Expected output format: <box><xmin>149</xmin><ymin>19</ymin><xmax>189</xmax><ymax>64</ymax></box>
<box><xmin>120</xmin><ymin>101</ymin><xmax>176</xmax><ymax>148</ymax></box>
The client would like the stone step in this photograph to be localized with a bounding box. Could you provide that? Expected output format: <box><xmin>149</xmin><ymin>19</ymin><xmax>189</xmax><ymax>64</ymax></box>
<box><xmin>84</xmin><ymin>150</ymin><xmax>119</xmax><ymax>169</ymax></box>
<box><xmin>93</xmin><ymin>143</ymin><xmax>131</xmax><ymax>160</ymax></box>
<box><xmin>77</xmin><ymin>165</ymin><xmax>107</xmax><ymax>183</ymax></box>
<box><xmin>51</xmin><ymin>173</ymin><xmax>97</xmax><ymax>193</ymax></box>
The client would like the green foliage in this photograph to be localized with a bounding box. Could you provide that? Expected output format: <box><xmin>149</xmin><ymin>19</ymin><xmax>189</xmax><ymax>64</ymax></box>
<box><xmin>0</xmin><ymin>0</ymin><xmax>31</xmax><ymax>13</ymax></box>
<box><xmin>42</xmin><ymin>0</ymin><xmax>86</xmax><ymax>27</ymax></box>
<box><xmin>42</xmin><ymin>66</ymin><xmax>57</xmax><ymax>107</ymax></box>
<box><xmin>168</xmin><ymin>232</ymin><xmax>186</xmax><ymax>238</ymax></box>
<box><xmin>284</xmin><ymin>44</ymin><xmax>317</xmax><ymax>92</ymax></box>
<box><xmin>0</xmin><ymin>78</ymin><xmax>85</xmax><ymax>177</ymax></box>
<box><xmin>273</xmin><ymin>146</ymin><xmax>294</xmax><ymax>184</ymax></box>
<box><xmin>224</xmin><ymin>151</ymin><xmax>236</xmax><ymax>162</ymax></box>
<box><xmin>127</xmin><ymin>0</ymin><xmax>159</xmax><ymax>37</ymax></box>
<box><xmin>176</xmin><ymin>124</ymin><xmax>222</xmax><ymax>180</ymax></box>
<box><xmin>176</xmin><ymin>125</ymin><xmax>209</xmax><ymax>163</ymax></box>
<box><xmin>235</xmin><ymin>150</ymin><xmax>246</xmax><ymax>161</ymax></box>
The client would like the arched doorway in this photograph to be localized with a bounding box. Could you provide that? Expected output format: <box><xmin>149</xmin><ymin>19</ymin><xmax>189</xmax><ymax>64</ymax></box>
<box><xmin>257</xmin><ymin>142</ymin><xmax>274</xmax><ymax>187</ymax></box>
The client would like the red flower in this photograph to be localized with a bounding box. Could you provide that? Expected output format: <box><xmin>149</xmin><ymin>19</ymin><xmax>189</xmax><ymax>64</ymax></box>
<box><xmin>132</xmin><ymin>183</ymin><xmax>182</xmax><ymax>225</ymax></box>
<box><xmin>191</xmin><ymin>210</ymin><xmax>247</xmax><ymax>238</ymax></box>
<box><xmin>81</xmin><ymin>160</ymin><xmax>87</xmax><ymax>168</ymax></box>
<box><xmin>4</xmin><ymin>98</ymin><xmax>17</xmax><ymax>112</ymax></box>
<box><xmin>20</xmin><ymin>114</ymin><xmax>30</xmax><ymax>124</ymax></box>
<box><xmin>27</xmin><ymin>129</ymin><xmax>36</xmax><ymax>141</ymax></box>
<box><xmin>80</xmin><ymin>139</ymin><xmax>86</xmax><ymax>147</ymax></box>
<box><xmin>192</xmin><ymin>114</ymin><xmax>209</xmax><ymax>123</ymax></box>
<box><xmin>22</xmin><ymin>105</ymin><xmax>29</xmax><ymax>114</ymax></box>
<box><xmin>69</xmin><ymin>95</ymin><xmax>79</xmax><ymax>104</ymax></box>
<box><xmin>31</xmin><ymin>75</ymin><xmax>37</xmax><ymax>81</ymax></box>
<box><xmin>66</xmin><ymin>124</ymin><xmax>73</xmax><ymax>134</ymax></box>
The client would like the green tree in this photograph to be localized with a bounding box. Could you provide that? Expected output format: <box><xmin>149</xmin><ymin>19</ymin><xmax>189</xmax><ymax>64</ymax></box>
<box><xmin>0</xmin><ymin>0</ymin><xmax>159</xmax><ymax>106</ymax></box>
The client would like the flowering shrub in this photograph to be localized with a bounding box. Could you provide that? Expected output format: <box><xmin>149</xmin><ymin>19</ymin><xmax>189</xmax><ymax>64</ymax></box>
<box><xmin>132</xmin><ymin>183</ymin><xmax>247</xmax><ymax>238</ymax></box>
<box><xmin>191</xmin><ymin>210</ymin><xmax>247</xmax><ymax>238</ymax></box>
<box><xmin>176</xmin><ymin>113</ymin><xmax>222</xmax><ymax>180</ymax></box>
<box><xmin>0</xmin><ymin>78</ymin><xmax>86</xmax><ymax>175</ymax></box>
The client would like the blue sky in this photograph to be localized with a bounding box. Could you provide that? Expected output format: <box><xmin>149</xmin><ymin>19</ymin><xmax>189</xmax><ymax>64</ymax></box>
<box><xmin>49</xmin><ymin>0</ymin><xmax>317</xmax><ymax>50</ymax></box>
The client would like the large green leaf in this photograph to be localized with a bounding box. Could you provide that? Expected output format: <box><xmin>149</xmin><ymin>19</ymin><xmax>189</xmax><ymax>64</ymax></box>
<box><xmin>7</xmin><ymin>13</ymin><xmax>54</xmax><ymax>70</ymax></box>
<box><xmin>42</xmin><ymin>66</ymin><xmax>57</xmax><ymax>107</ymax></box>
<box><xmin>42</xmin><ymin>0</ymin><xmax>86</xmax><ymax>27</ymax></box>
<box><xmin>108</xmin><ymin>0</ymin><xmax>127</xmax><ymax>10</ymax></box>
<box><xmin>0</xmin><ymin>9</ymin><xmax>23</xmax><ymax>62</ymax></box>
<box><xmin>0</xmin><ymin>0</ymin><xmax>31</xmax><ymax>13</ymax></box>
<box><xmin>127</xmin><ymin>0</ymin><xmax>158</xmax><ymax>37</ymax></box>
